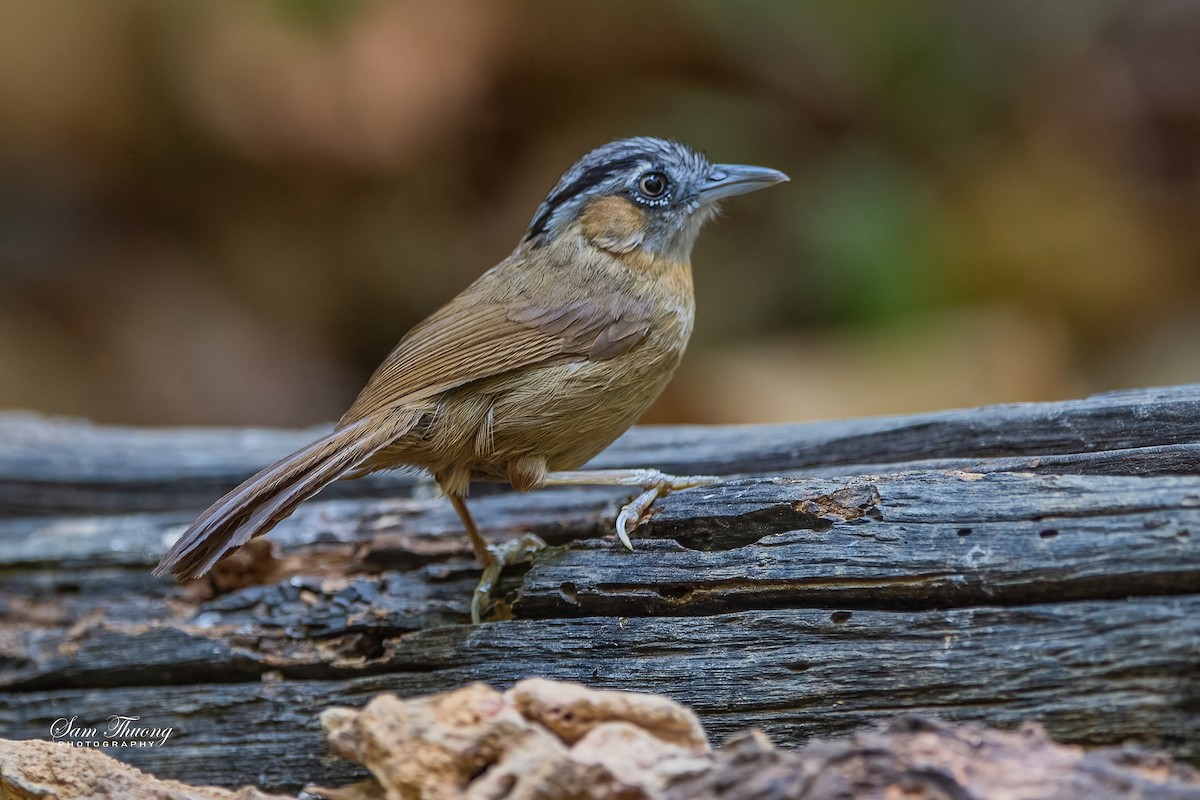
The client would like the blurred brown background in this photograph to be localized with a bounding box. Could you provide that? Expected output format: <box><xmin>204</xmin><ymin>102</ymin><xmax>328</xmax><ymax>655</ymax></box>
<box><xmin>1</xmin><ymin>0</ymin><xmax>1198</xmax><ymax>427</ymax></box>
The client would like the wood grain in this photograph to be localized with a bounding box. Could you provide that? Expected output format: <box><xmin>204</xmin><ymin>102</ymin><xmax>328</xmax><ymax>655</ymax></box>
<box><xmin>1</xmin><ymin>384</ymin><xmax>1199</xmax><ymax>792</ymax></box>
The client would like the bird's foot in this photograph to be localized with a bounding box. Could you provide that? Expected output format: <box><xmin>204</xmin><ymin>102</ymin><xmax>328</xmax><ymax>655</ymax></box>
<box><xmin>471</xmin><ymin>532</ymin><xmax>547</xmax><ymax>624</ymax></box>
<box><xmin>613</xmin><ymin>470</ymin><xmax>719</xmax><ymax>550</ymax></box>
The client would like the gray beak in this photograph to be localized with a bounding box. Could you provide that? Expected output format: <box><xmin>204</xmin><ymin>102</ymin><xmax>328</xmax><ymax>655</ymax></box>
<box><xmin>698</xmin><ymin>163</ymin><xmax>789</xmax><ymax>204</ymax></box>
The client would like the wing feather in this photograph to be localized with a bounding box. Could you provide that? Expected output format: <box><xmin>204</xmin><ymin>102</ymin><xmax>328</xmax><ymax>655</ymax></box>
<box><xmin>339</xmin><ymin>258</ymin><xmax>653</xmax><ymax>427</ymax></box>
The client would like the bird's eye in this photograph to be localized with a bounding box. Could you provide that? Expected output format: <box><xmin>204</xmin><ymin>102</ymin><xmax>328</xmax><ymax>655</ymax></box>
<box><xmin>638</xmin><ymin>172</ymin><xmax>669</xmax><ymax>199</ymax></box>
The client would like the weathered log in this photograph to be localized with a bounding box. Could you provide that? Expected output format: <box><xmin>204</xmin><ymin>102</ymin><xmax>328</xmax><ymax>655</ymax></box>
<box><xmin>8</xmin><ymin>682</ymin><xmax>1198</xmax><ymax>800</ymax></box>
<box><xmin>5</xmin><ymin>469</ymin><xmax>1200</xmax><ymax>684</ymax></box>
<box><xmin>1</xmin><ymin>386</ymin><xmax>1199</xmax><ymax>792</ymax></box>
<box><xmin>3</xmin><ymin>384</ymin><xmax>1199</xmax><ymax>515</ymax></box>
<box><xmin>666</xmin><ymin>718</ymin><xmax>1200</xmax><ymax>800</ymax></box>
<box><xmin>2</xmin><ymin>598</ymin><xmax>1198</xmax><ymax>790</ymax></box>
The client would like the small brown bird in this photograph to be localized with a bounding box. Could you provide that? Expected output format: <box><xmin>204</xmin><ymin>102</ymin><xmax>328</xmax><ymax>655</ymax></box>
<box><xmin>155</xmin><ymin>137</ymin><xmax>787</xmax><ymax>619</ymax></box>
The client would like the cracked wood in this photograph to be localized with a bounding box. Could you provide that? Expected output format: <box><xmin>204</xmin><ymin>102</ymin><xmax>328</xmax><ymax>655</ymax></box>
<box><xmin>1</xmin><ymin>385</ymin><xmax>1199</xmax><ymax>792</ymax></box>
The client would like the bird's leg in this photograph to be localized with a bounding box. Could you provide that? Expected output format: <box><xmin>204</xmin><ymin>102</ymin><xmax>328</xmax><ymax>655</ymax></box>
<box><xmin>540</xmin><ymin>469</ymin><xmax>719</xmax><ymax>549</ymax></box>
<box><xmin>447</xmin><ymin>492</ymin><xmax>491</xmax><ymax>566</ymax></box>
<box><xmin>447</xmin><ymin>492</ymin><xmax>545</xmax><ymax>623</ymax></box>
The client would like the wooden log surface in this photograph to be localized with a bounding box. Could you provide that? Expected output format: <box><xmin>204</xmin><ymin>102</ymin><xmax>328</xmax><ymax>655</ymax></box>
<box><xmin>3</xmin><ymin>383</ymin><xmax>1199</xmax><ymax>516</ymax></box>
<box><xmin>1</xmin><ymin>384</ymin><xmax>1199</xmax><ymax>793</ymax></box>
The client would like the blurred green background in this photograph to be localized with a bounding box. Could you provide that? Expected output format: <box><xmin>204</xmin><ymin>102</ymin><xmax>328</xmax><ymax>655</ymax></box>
<box><xmin>1</xmin><ymin>0</ymin><xmax>1197</xmax><ymax>427</ymax></box>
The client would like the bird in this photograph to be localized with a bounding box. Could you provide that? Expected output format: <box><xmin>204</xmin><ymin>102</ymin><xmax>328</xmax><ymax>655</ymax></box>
<box><xmin>154</xmin><ymin>137</ymin><xmax>788</xmax><ymax>621</ymax></box>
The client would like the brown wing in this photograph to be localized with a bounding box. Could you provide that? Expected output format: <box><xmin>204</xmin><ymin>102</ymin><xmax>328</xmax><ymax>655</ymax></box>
<box><xmin>338</xmin><ymin>259</ymin><xmax>652</xmax><ymax>427</ymax></box>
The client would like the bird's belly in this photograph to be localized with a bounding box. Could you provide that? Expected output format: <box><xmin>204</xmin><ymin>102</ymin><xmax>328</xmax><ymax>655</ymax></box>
<box><xmin>481</xmin><ymin>352</ymin><xmax>679</xmax><ymax>471</ymax></box>
<box><xmin>361</xmin><ymin>336</ymin><xmax>688</xmax><ymax>486</ymax></box>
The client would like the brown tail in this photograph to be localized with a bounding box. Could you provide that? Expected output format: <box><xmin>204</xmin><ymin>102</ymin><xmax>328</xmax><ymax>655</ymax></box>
<box><xmin>154</xmin><ymin>413</ymin><xmax>414</xmax><ymax>581</ymax></box>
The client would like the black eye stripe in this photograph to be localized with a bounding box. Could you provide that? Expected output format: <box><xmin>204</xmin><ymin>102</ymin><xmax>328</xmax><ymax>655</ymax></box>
<box><xmin>527</xmin><ymin>155</ymin><xmax>649</xmax><ymax>239</ymax></box>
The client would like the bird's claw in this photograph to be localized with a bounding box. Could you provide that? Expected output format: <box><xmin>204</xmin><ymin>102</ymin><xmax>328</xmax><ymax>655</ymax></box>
<box><xmin>614</xmin><ymin>473</ymin><xmax>719</xmax><ymax>550</ymax></box>
<box><xmin>470</xmin><ymin>532</ymin><xmax>547</xmax><ymax>624</ymax></box>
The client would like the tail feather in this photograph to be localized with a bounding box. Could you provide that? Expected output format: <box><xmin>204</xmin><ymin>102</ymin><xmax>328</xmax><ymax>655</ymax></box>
<box><xmin>154</xmin><ymin>414</ymin><xmax>414</xmax><ymax>581</ymax></box>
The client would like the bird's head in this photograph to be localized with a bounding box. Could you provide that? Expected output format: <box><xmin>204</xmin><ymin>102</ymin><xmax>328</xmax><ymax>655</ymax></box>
<box><xmin>525</xmin><ymin>137</ymin><xmax>788</xmax><ymax>262</ymax></box>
